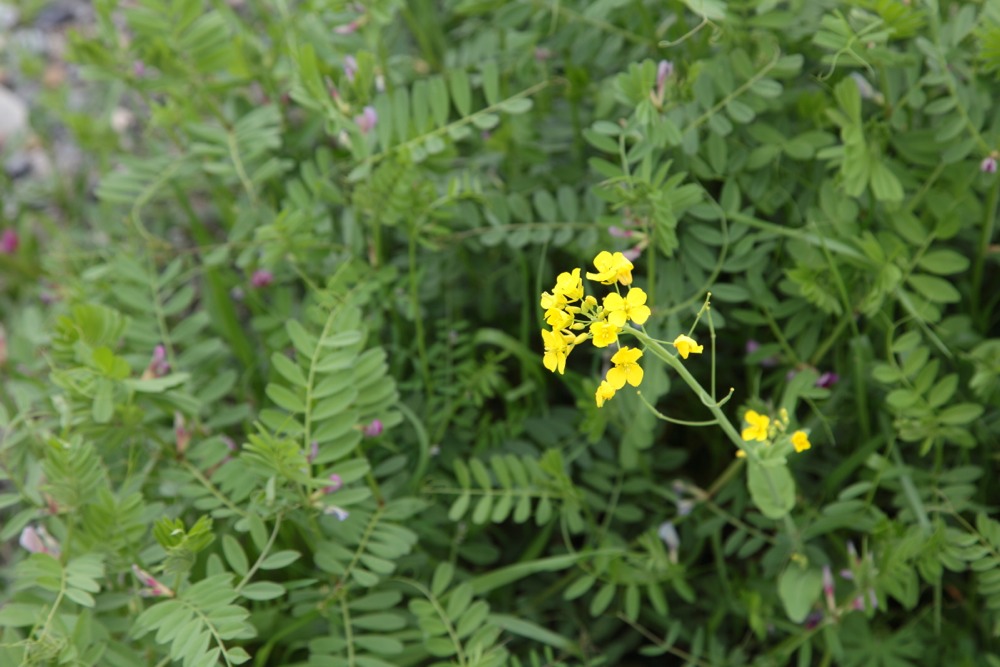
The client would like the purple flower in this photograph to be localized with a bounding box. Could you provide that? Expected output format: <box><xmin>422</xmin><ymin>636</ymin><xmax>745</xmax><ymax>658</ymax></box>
<box><xmin>20</xmin><ymin>525</ymin><xmax>60</xmax><ymax>557</ymax></box>
<box><xmin>146</xmin><ymin>345</ymin><xmax>170</xmax><ymax>378</ymax></box>
<box><xmin>816</xmin><ymin>372</ymin><xmax>839</xmax><ymax>389</ymax></box>
<box><xmin>822</xmin><ymin>565</ymin><xmax>835</xmax><ymax>609</ymax></box>
<box><xmin>251</xmin><ymin>269</ymin><xmax>273</xmax><ymax>289</ymax></box>
<box><xmin>981</xmin><ymin>156</ymin><xmax>998</xmax><ymax>174</ymax></box>
<box><xmin>657</xmin><ymin>521</ymin><xmax>680</xmax><ymax>563</ymax></box>
<box><xmin>355</xmin><ymin>105</ymin><xmax>377</xmax><ymax>134</ymax></box>
<box><xmin>324</xmin><ymin>505</ymin><xmax>349</xmax><ymax>521</ymax></box>
<box><xmin>804</xmin><ymin>610</ymin><xmax>824</xmax><ymax>629</ymax></box>
<box><xmin>656</xmin><ymin>60</ymin><xmax>674</xmax><ymax>89</ymax></box>
<box><xmin>745</xmin><ymin>339</ymin><xmax>760</xmax><ymax>355</ymax></box>
<box><xmin>323</xmin><ymin>473</ymin><xmax>343</xmax><ymax>494</ymax></box>
<box><xmin>362</xmin><ymin>419</ymin><xmax>383</xmax><ymax>437</ymax></box>
<box><xmin>608</xmin><ymin>226</ymin><xmax>633</xmax><ymax>239</ymax></box>
<box><xmin>622</xmin><ymin>245</ymin><xmax>643</xmax><ymax>262</ymax></box>
<box><xmin>132</xmin><ymin>564</ymin><xmax>174</xmax><ymax>597</ymax></box>
<box><xmin>335</xmin><ymin>20</ymin><xmax>360</xmax><ymax>34</ymax></box>
<box><xmin>344</xmin><ymin>55</ymin><xmax>358</xmax><ymax>83</ymax></box>
<box><xmin>1</xmin><ymin>229</ymin><xmax>19</xmax><ymax>254</ymax></box>
<box><xmin>133</xmin><ymin>60</ymin><xmax>146</xmax><ymax>78</ymax></box>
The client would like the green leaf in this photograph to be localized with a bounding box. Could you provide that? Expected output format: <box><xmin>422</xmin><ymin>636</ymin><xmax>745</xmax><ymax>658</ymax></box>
<box><xmin>917</xmin><ymin>249</ymin><xmax>969</xmax><ymax>275</ymax></box>
<box><xmin>747</xmin><ymin>460</ymin><xmax>796</xmax><ymax>519</ymax></box>
<box><xmin>906</xmin><ymin>274</ymin><xmax>961</xmax><ymax>303</ymax></box>
<box><xmin>938</xmin><ymin>403</ymin><xmax>984</xmax><ymax>425</ymax></box>
<box><xmin>222</xmin><ymin>535</ymin><xmax>249</xmax><ymax>576</ymax></box>
<box><xmin>449</xmin><ymin>69</ymin><xmax>472</xmax><ymax>116</ymax></box>
<box><xmin>239</xmin><ymin>581</ymin><xmax>285</xmax><ymax>600</ymax></box>
<box><xmin>271</xmin><ymin>353</ymin><xmax>307</xmax><ymax>387</ymax></box>
<box><xmin>681</xmin><ymin>0</ymin><xmax>726</xmax><ymax>20</ymax></box>
<box><xmin>265</xmin><ymin>384</ymin><xmax>306</xmax><ymax>413</ymax></box>
<box><xmin>481</xmin><ymin>61</ymin><xmax>500</xmax><ymax>106</ymax></box>
<box><xmin>779</xmin><ymin>566</ymin><xmax>823</xmax><ymax>622</ymax></box>
<box><xmin>259</xmin><ymin>550</ymin><xmax>301</xmax><ymax>570</ymax></box>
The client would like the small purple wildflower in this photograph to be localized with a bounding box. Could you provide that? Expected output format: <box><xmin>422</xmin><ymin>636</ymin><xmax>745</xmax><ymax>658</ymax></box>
<box><xmin>132</xmin><ymin>564</ymin><xmax>174</xmax><ymax>597</ymax></box>
<box><xmin>355</xmin><ymin>106</ymin><xmax>377</xmax><ymax>134</ymax></box>
<box><xmin>335</xmin><ymin>20</ymin><xmax>360</xmax><ymax>34</ymax></box>
<box><xmin>745</xmin><ymin>339</ymin><xmax>761</xmax><ymax>355</ymax></box>
<box><xmin>20</xmin><ymin>525</ymin><xmax>60</xmax><ymax>557</ymax></box>
<box><xmin>656</xmin><ymin>60</ymin><xmax>674</xmax><ymax>89</ymax></box>
<box><xmin>251</xmin><ymin>269</ymin><xmax>273</xmax><ymax>289</ymax></box>
<box><xmin>804</xmin><ymin>610</ymin><xmax>824</xmax><ymax>629</ymax></box>
<box><xmin>344</xmin><ymin>55</ymin><xmax>358</xmax><ymax>83</ymax></box>
<box><xmin>657</xmin><ymin>521</ymin><xmax>680</xmax><ymax>563</ymax></box>
<box><xmin>324</xmin><ymin>505</ymin><xmax>349</xmax><ymax>521</ymax></box>
<box><xmin>822</xmin><ymin>565</ymin><xmax>835</xmax><ymax>610</ymax></box>
<box><xmin>622</xmin><ymin>245</ymin><xmax>642</xmax><ymax>262</ymax></box>
<box><xmin>323</xmin><ymin>473</ymin><xmax>343</xmax><ymax>494</ymax></box>
<box><xmin>362</xmin><ymin>419</ymin><xmax>383</xmax><ymax>438</ymax></box>
<box><xmin>816</xmin><ymin>372</ymin><xmax>839</xmax><ymax>389</ymax></box>
<box><xmin>1</xmin><ymin>229</ymin><xmax>19</xmax><ymax>254</ymax></box>
<box><xmin>981</xmin><ymin>156</ymin><xmax>998</xmax><ymax>174</ymax></box>
<box><xmin>608</xmin><ymin>226</ymin><xmax>633</xmax><ymax>239</ymax></box>
<box><xmin>149</xmin><ymin>345</ymin><xmax>170</xmax><ymax>377</ymax></box>
<box><xmin>133</xmin><ymin>60</ymin><xmax>146</xmax><ymax>78</ymax></box>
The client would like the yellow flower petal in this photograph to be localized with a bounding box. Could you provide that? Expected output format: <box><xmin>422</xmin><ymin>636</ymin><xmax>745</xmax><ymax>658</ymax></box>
<box><xmin>791</xmin><ymin>430</ymin><xmax>811</xmax><ymax>453</ymax></box>
<box><xmin>606</xmin><ymin>366</ymin><xmax>627</xmax><ymax>390</ymax></box>
<box><xmin>673</xmin><ymin>334</ymin><xmax>704</xmax><ymax>360</ymax></box>
<box><xmin>596</xmin><ymin>381</ymin><xmax>616</xmax><ymax>408</ymax></box>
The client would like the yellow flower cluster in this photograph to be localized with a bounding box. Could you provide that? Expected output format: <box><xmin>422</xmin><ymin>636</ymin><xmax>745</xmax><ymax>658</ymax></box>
<box><xmin>737</xmin><ymin>408</ymin><xmax>811</xmax><ymax>456</ymax></box>
<box><xmin>541</xmin><ymin>251</ymin><xmax>704</xmax><ymax>409</ymax></box>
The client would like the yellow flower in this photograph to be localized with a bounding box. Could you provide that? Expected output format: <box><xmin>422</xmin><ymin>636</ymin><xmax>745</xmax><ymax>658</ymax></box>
<box><xmin>586</xmin><ymin>251</ymin><xmax>634</xmax><ymax>286</ymax></box>
<box><xmin>735</xmin><ymin>450</ymin><xmax>746</xmax><ymax>458</ymax></box>
<box><xmin>590</xmin><ymin>321</ymin><xmax>620</xmax><ymax>348</ymax></box>
<box><xmin>553</xmin><ymin>268</ymin><xmax>584</xmax><ymax>301</ymax></box>
<box><xmin>541</xmin><ymin>328</ymin><xmax>571</xmax><ymax>374</ymax></box>
<box><xmin>544</xmin><ymin>307</ymin><xmax>574</xmax><ymax>330</ymax></box>
<box><xmin>791</xmin><ymin>430</ymin><xmax>811</xmax><ymax>453</ymax></box>
<box><xmin>540</xmin><ymin>291</ymin><xmax>566</xmax><ymax>311</ymax></box>
<box><xmin>672</xmin><ymin>334</ymin><xmax>704</xmax><ymax>359</ymax></box>
<box><xmin>741</xmin><ymin>410</ymin><xmax>770</xmax><ymax>442</ymax></box>
<box><xmin>595</xmin><ymin>380</ymin><xmax>617</xmax><ymax>408</ymax></box>
<box><xmin>607</xmin><ymin>346</ymin><xmax>643</xmax><ymax>389</ymax></box>
<box><xmin>603</xmin><ymin>288</ymin><xmax>652</xmax><ymax>327</ymax></box>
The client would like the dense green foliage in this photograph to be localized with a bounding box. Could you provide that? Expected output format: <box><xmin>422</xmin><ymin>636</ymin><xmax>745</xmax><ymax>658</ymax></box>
<box><xmin>1</xmin><ymin>0</ymin><xmax>1000</xmax><ymax>665</ymax></box>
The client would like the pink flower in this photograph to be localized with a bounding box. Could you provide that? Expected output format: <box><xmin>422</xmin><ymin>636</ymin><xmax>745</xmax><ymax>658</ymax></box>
<box><xmin>335</xmin><ymin>20</ymin><xmax>360</xmax><ymax>34</ymax></box>
<box><xmin>656</xmin><ymin>60</ymin><xmax>674</xmax><ymax>89</ymax></box>
<box><xmin>251</xmin><ymin>269</ymin><xmax>273</xmax><ymax>288</ymax></box>
<box><xmin>344</xmin><ymin>55</ymin><xmax>358</xmax><ymax>83</ymax></box>
<box><xmin>355</xmin><ymin>106</ymin><xmax>377</xmax><ymax>134</ymax></box>
<box><xmin>822</xmin><ymin>565</ymin><xmax>835</xmax><ymax>609</ymax></box>
<box><xmin>20</xmin><ymin>525</ymin><xmax>60</xmax><ymax>557</ymax></box>
<box><xmin>1</xmin><ymin>229</ymin><xmax>18</xmax><ymax>254</ymax></box>
<box><xmin>362</xmin><ymin>419</ymin><xmax>383</xmax><ymax>437</ymax></box>
<box><xmin>131</xmin><ymin>564</ymin><xmax>174</xmax><ymax>597</ymax></box>
<box><xmin>622</xmin><ymin>245</ymin><xmax>643</xmax><ymax>262</ymax></box>
<box><xmin>981</xmin><ymin>156</ymin><xmax>998</xmax><ymax>174</ymax></box>
<box><xmin>323</xmin><ymin>473</ymin><xmax>343</xmax><ymax>494</ymax></box>
<box><xmin>142</xmin><ymin>345</ymin><xmax>170</xmax><ymax>379</ymax></box>
<box><xmin>816</xmin><ymin>372</ymin><xmax>839</xmax><ymax>389</ymax></box>
<box><xmin>608</xmin><ymin>226</ymin><xmax>633</xmax><ymax>239</ymax></box>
